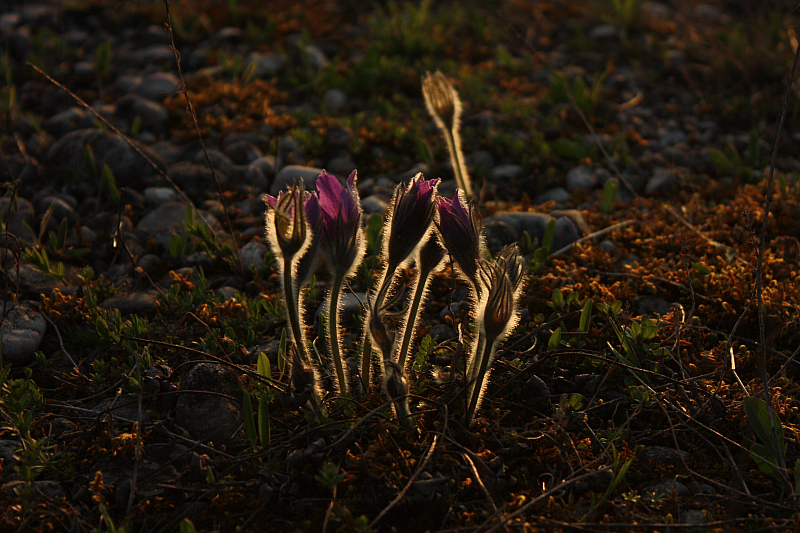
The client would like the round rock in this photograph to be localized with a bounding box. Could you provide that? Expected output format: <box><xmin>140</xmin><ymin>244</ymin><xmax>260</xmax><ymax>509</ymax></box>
<box><xmin>0</xmin><ymin>303</ymin><xmax>46</xmax><ymax>365</ymax></box>
<box><xmin>175</xmin><ymin>363</ymin><xmax>243</xmax><ymax>448</ymax></box>
<box><xmin>46</xmin><ymin>129</ymin><xmax>166</xmax><ymax>188</ymax></box>
<box><xmin>271</xmin><ymin>165</ymin><xmax>325</xmax><ymax>196</ymax></box>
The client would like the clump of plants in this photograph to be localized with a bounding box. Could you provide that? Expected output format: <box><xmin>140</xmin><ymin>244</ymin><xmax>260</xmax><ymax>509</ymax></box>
<box><xmin>263</xmin><ymin>170</ymin><xmax>526</xmax><ymax>426</ymax></box>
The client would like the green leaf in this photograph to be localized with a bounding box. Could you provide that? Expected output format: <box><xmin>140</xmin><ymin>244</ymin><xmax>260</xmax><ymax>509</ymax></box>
<box><xmin>551</xmin><ymin>288</ymin><xmax>564</xmax><ymax>309</ymax></box>
<box><xmin>257</xmin><ymin>352</ymin><xmax>270</xmax><ymax>379</ymax></box>
<box><xmin>542</xmin><ymin>218</ymin><xmax>556</xmax><ymax>253</ymax></box>
<box><xmin>691</xmin><ymin>262</ymin><xmax>711</xmax><ymax>275</ymax></box>
<box><xmin>83</xmin><ymin>145</ymin><xmax>97</xmax><ymax>177</ymax></box>
<box><xmin>258</xmin><ymin>394</ymin><xmax>270</xmax><ymax>448</ymax></box>
<box><xmin>242</xmin><ymin>391</ymin><xmax>257</xmax><ymax>451</ymax></box>
<box><xmin>751</xmin><ymin>442</ymin><xmax>781</xmax><ymax>481</ymax></box>
<box><xmin>365</xmin><ymin>212</ymin><xmax>383</xmax><ymax>256</ymax></box>
<box><xmin>168</xmin><ymin>234</ymin><xmax>183</xmax><ymax>258</ymax></box>
<box><xmin>579</xmin><ymin>300</ymin><xmax>593</xmax><ymax>333</ymax></box>
<box><xmin>601</xmin><ymin>177</ymin><xmax>619</xmax><ymax>214</ymax></box>
<box><xmin>743</xmin><ymin>396</ymin><xmax>785</xmax><ymax>454</ymax></box>
<box><xmin>179</xmin><ymin>518</ymin><xmax>197</xmax><ymax>533</ymax></box>
<box><xmin>102</xmin><ymin>164</ymin><xmax>121</xmax><ymax>206</ymax></box>
<box><xmin>55</xmin><ymin>218</ymin><xmax>68</xmax><ymax>250</ymax></box>
<box><xmin>547</xmin><ymin>327</ymin><xmax>561</xmax><ymax>351</ymax></box>
<box><xmin>95</xmin><ymin>315</ymin><xmax>111</xmax><ymax>342</ymax></box>
<box><xmin>794</xmin><ymin>459</ymin><xmax>800</xmax><ymax>495</ymax></box>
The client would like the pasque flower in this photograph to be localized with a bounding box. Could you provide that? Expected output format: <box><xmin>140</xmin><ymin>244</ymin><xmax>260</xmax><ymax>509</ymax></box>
<box><xmin>264</xmin><ymin>183</ymin><xmax>320</xmax><ymax>404</ymax></box>
<box><xmin>435</xmin><ymin>189</ymin><xmax>485</xmax><ymax>295</ymax></box>
<box><xmin>422</xmin><ymin>71</ymin><xmax>473</xmax><ymax>198</ymax></box>
<box><xmin>384</xmin><ymin>173</ymin><xmax>439</xmax><ymax>271</ymax></box>
<box><xmin>315</xmin><ymin>170</ymin><xmax>366</xmax><ymax>394</ymax></box>
<box><xmin>465</xmin><ymin>245</ymin><xmax>527</xmax><ymax>426</ymax></box>
<box><xmin>362</xmin><ymin>174</ymin><xmax>439</xmax><ymax>390</ymax></box>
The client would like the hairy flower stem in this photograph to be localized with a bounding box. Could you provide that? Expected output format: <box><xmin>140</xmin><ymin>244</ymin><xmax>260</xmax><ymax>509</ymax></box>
<box><xmin>327</xmin><ymin>273</ymin><xmax>349</xmax><ymax>394</ymax></box>
<box><xmin>465</xmin><ymin>334</ymin><xmax>497</xmax><ymax>426</ymax></box>
<box><xmin>360</xmin><ymin>334</ymin><xmax>372</xmax><ymax>391</ymax></box>
<box><xmin>395</xmin><ymin>266</ymin><xmax>433</xmax><ymax>372</ymax></box>
<box><xmin>281</xmin><ymin>257</ymin><xmax>306</xmax><ymax>362</ymax></box>
<box><xmin>442</xmin><ymin>126</ymin><xmax>472</xmax><ymax>199</ymax></box>
<box><xmin>361</xmin><ymin>261</ymin><xmax>399</xmax><ymax>391</ymax></box>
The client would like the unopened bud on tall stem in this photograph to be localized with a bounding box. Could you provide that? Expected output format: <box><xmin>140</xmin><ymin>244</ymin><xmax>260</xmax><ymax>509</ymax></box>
<box><xmin>422</xmin><ymin>70</ymin><xmax>472</xmax><ymax>198</ymax></box>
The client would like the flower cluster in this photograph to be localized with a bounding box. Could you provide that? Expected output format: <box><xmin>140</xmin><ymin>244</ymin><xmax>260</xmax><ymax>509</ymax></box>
<box><xmin>264</xmin><ymin>169</ymin><xmax>526</xmax><ymax>427</ymax></box>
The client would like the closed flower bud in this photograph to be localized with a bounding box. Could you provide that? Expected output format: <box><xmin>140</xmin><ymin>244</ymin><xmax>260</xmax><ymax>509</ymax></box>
<box><xmin>435</xmin><ymin>189</ymin><xmax>484</xmax><ymax>292</ymax></box>
<box><xmin>385</xmin><ymin>173</ymin><xmax>439</xmax><ymax>270</ymax></box>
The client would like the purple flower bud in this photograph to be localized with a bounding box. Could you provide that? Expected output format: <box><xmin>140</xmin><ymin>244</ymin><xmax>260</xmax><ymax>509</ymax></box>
<box><xmin>435</xmin><ymin>189</ymin><xmax>484</xmax><ymax>290</ymax></box>
<box><xmin>385</xmin><ymin>173</ymin><xmax>439</xmax><ymax>270</ymax></box>
<box><xmin>315</xmin><ymin>170</ymin><xmax>365</xmax><ymax>278</ymax></box>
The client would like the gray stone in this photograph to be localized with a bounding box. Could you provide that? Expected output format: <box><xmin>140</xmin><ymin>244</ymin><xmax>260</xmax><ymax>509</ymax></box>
<box><xmin>215</xmin><ymin>26</ymin><xmax>243</xmax><ymax>41</ymax></box>
<box><xmin>641</xmin><ymin>478</ymin><xmax>690</xmax><ymax>499</ymax></box>
<box><xmin>137</xmin><ymin>254</ymin><xmax>164</xmax><ymax>275</ymax></box>
<box><xmin>136</xmin><ymin>202</ymin><xmax>220</xmax><ymax>250</ymax></box>
<box><xmin>0</xmin><ymin>303</ymin><xmax>46</xmax><ymax>365</ymax></box>
<box><xmin>116</xmin><ymin>94</ymin><xmax>168</xmax><ymax>128</ymax></box>
<box><xmin>244</xmin><ymin>155</ymin><xmax>277</xmax><ymax>189</ymax></box>
<box><xmin>639</xmin><ymin>446</ymin><xmax>694</xmax><ymax>469</ymax></box>
<box><xmin>175</xmin><ymin>362</ymin><xmax>243</xmax><ymax>448</ymax></box>
<box><xmin>361</xmin><ymin>194</ymin><xmax>388</xmax><ymax>215</ymax></box>
<box><xmin>428</xmin><ymin>324</ymin><xmax>454</xmax><ymax>342</ymax></box>
<box><xmin>43</xmin><ymin>107</ymin><xmax>85</xmax><ymax>135</ymax></box>
<box><xmin>100</xmin><ymin>289</ymin><xmax>160</xmax><ymax>314</ymax></box>
<box><xmin>2</xmin><ymin>480</ymin><xmax>64</xmax><ymax>501</ymax></box>
<box><xmin>589</xmin><ymin>24</ymin><xmax>618</xmax><ymax>40</ymax></box>
<box><xmin>396</xmin><ymin>163</ymin><xmax>430</xmax><ymax>184</ymax></box>
<box><xmin>657</xmin><ymin>128</ymin><xmax>687</xmax><ymax>147</ymax></box>
<box><xmin>566</xmin><ymin>165</ymin><xmax>598</xmax><ymax>190</ymax></box>
<box><xmin>327</xmin><ymin>152</ymin><xmax>356</xmax><ymax>176</ymax></box>
<box><xmin>322</xmin><ymin>88</ymin><xmax>347</xmax><ymax>111</ymax></box>
<box><xmin>239</xmin><ymin>241</ymin><xmax>269</xmax><ymax>272</ymax></box>
<box><xmin>491</xmin><ymin>164</ymin><xmax>526</xmax><ymax>181</ymax></box>
<box><xmin>682</xmin><ymin>510</ymin><xmax>708</xmax><ymax>526</ymax></box>
<box><xmin>215</xmin><ymin>286</ymin><xmax>238</xmax><ymax>301</ymax></box>
<box><xmin>224</xmin><ymin>141</ymin><xmax>262</xmax><ymax>165</ymax></box>
<box><xmin>72</xmin><ymin>61</ymin><xmax>97</xmax><ymax>84</ymax></box>
<box><xmin>183</xmin><ymin>252</ymin><xmax>215</xmax><ymax>269</ymax></box>
<box><xmin>244</xmin><ymin>51</ymin><xmax>286</xmax><ymax>78</ymax></box>
<box><xmin>191</xmin><ymin>149</ymin><xmax>235</xmax><ymax>176</ymax></box>
<box><xmin>536</xmin><ymin>187</ymin><xmax>570</xmax><ymax>204</ymax></box>
<box><xmin>127</xmin><ymin>44</ymin><xmax>174</xmax><ymax>67</ymax></box>
<box><xmin>14</xmin><ymin>264</ymin><xmax>61</xmax><ymax>297</ymax></box>
<box><xmin>300</xmin><ymin>43</ymin><xmax>329</xmax><ymax>68</ymax></box>
<box><xmin>552</xmin><ymin>217</ymin><xmax>580</xmax><ymax>251</ymax></box>
<box><xmin>37</xmin><ymin>196</ymin><xmax>76</xmax><ymax>223</ymax></box>
<box><xmin>46</xmin><ymin>129</ymin><xmax>167</xmax><ymax>188</ymax></box>
<box><xmin>636</xmin><ymin>295</ymin><xmax>672</xmax><ymax>317</ymax></box>
<box><xmin>599</xmin><ymin>240</ymin><xmax>617</xmax><ymax>254</ymax></box>
<box><xmin>0</xmin><ymin>13</ymin><xmax>21</xmax><ymax>32</ymax></box>
<box><xmin>645</xmin><ymin>167</ymin><xmax>678</xmax><ymax>194</ymax></box>
<box><xmin>144</xmin><ymin>187</ymin><xmax>178</xmax><ymax>207</ymax></box>
<box><xmin>488</xmin><ymin>211</ymin><xmax>552</xmax><ymax>240</ymax></box>
<box><xmin>168</xmin><ymin>161</ymin><xmax>229</xmax><ymax>195</ymax></box>
<box><xmin>316</xmin><ymin>292</ymin><xmax>366</xmax><ymax>326</ymax></box>
<box><xmin>483</xmin><ymin>220</ymin><xmax>519</xmax><ymax>256</ymax></box>
<box><xmin>0</xmin><ymin>440</ymin><xmax>20</xmax><ymax>471</ymax></box>
<box><xmin>0</xmin><ymin>196</ymin><xmax>34</xmax><ymax>239</ymax></box>
<box><xmin>134</xmin><ymin>72</ymin><xmax>180</xmax><ymax>101</ymax></box>
<box><xmin>271</xmin><ymin>165</ymin><xmax>325</xmax><ymax>196</ymax></box>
